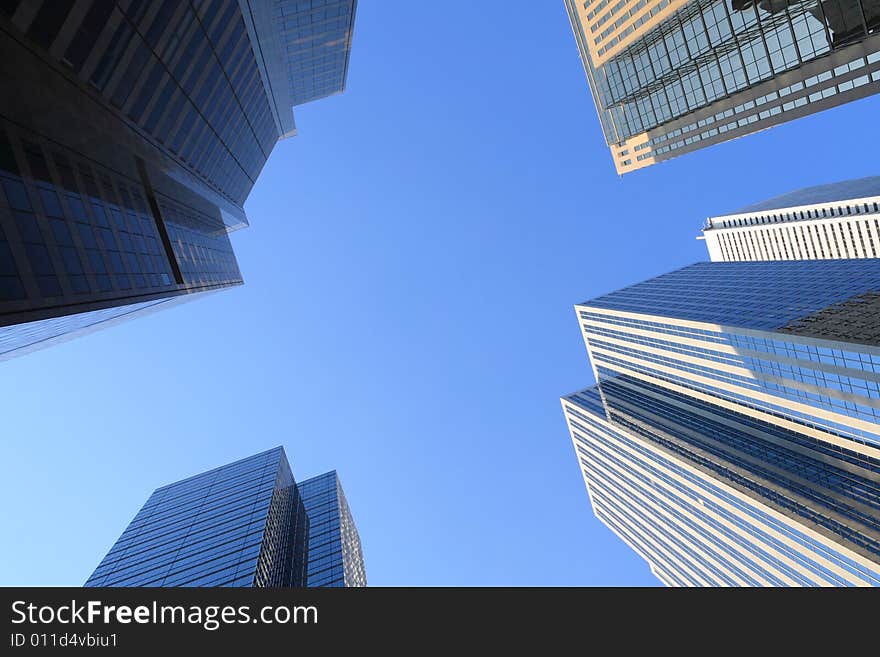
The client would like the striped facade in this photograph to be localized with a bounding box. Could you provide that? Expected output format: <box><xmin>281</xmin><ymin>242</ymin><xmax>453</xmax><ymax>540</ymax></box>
<box><xmin>563</xmin><ymin>258</ymin><xmax>880</xmax><ymax>585</ymax></box>
<box><xmin>562</xmin><ymin>386</ymin><xmax>880</xmax><ymax>586</ymax></box>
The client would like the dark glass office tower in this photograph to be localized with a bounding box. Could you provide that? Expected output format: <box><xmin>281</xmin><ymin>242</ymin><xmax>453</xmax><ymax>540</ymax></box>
<box><xmin>299</xmin><ymin>471</ymin><xmax>367</xmax><ymax>587</ymax></box>
<box><xmin>85</xmin><ymin>447</ymin><xmax>309</xmax><ymax>587</ymax></box>
<box><xmin>564</xmin><ymin>0</ymin><xmax>880</xmax><ymax>173</ymax></box>
<box><xmin>563</xmin><ymin>257</ymin><xmax>880</xmax><ymax>585</ymax></box>
<box><xmin>0</xmin><ymin>1</ymin><xmax>357</xmax><ymax>360</ymax></box>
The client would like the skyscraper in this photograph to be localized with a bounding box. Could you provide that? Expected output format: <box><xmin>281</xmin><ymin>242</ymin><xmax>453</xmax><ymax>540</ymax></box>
<box><xmin>563</xmin><ymin>258</ymin><xmax>880</xmax><ymax>585</ymax></box>
<box><xmin>564</xmin><ymin>0</ymin><xmax>880</xmax><ymax>174</ymax></box>
<box><xmin>0</xmin><ymin>0</ymin><xmax>357</xmax><ymax>360</ymax></box>
<box><xmin>84</xmin><ymin>447</ymin><xmax>310</xmax><ymax>587</ymax></box>
<box><xmin>561</xmin><ymin>383</ymin><xmax>880</xmax><ymax>586</ymax></box>
<box><xmin>85</xmin><ymin>447</ymin><xmax>367</xmax><ymax>587</ymax></box>
<box><xmin>701</xmin><ymin>176</ymin><xmax>880</xmax><ymax>261</ymax></box>
<box><xmin>299</xmin><ymin>471</ymin><xmax>368</xmax><ymax>588</ymax></box>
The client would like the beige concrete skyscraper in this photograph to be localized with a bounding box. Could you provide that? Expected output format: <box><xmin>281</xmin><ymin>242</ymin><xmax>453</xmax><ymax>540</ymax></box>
<box><xmin>564</xmin><ymin>0</ymin><xmax>880</xmax><ymax>174</ymax></box>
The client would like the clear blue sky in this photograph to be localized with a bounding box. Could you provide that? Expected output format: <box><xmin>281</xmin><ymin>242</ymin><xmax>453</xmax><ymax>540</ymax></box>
<box><xmin>1</xmin><ymin>2</ymin><xmax>878</xmax><ymax>587</ymax></box>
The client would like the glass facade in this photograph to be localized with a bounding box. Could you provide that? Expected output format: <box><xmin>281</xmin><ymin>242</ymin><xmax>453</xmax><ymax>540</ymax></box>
<box><xmin>240</xmin><ymin>0</ymin><xmax>358</xmax><ymax>137</ymax></box>
<box><xmin>0</xmin><ymin>1</ymin><xmax>357</xmax><ymax>360</ymax></box>
<box><xmin>0</xmin><ymin>116</ymin><xmax>243</xmax><ymax>357</ymax></box>
<box><xmin>561</xmin><ymin>384</ymin><xmax>880</xmax><ymax>586</ymax></box>
<box><xmin>580</xmin><ymin>260</ymin><xmax>880</xmax><ymax>452</ymax></box>
<box><xmin>564</xmin><ymin>256</ymin><xmax>880</xmax><ymax>585</ymax></box>
<box><xmin>733</xmin><ymin>176</ymin><xmax>880</xmax><ymax>215</ymax></box>
<box><xmin>85</xmin><ymin>449</ymin><xmax>366</xmax><ymax>588</ymax></box>
<box><xmin>584</xmin><ymin>259</ymin><xmax>880</xmax><ymax>332</ymax></box>
<box><xmin>2</xmin><ymin>0</ymin><xmax>278</xmax><ymax>210</ymax></box>
<box><xmin>276</xmin><ymin>0</ymin><xmax>358</xmax><ymax>106</ymax></box>
<box><xmin>85</xmin><ymin>447</ymin><xmax>309</xmax><ymax>587</ymax></box>
<box><xmin>299</xmin><ymin>471</ymin><xmax>367</xmax><ymax>587</ymax></box>
<box><xmin>601</xmin><ymin>375</ymin><xmax>880</xmax><ymax>554</ymax></box>
<box><xmin>0</xmin><ymin>296</ymin><xmax>175</xmax><ymax>362</ymax></box>
<box><xmin>564</xmin><ymin>0</ymin><xmax>880</xmax><ymax>173</ymax></box>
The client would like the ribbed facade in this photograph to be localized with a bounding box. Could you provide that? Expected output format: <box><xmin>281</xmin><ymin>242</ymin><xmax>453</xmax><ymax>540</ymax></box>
<box><xmin>702</xmin><ymin>176</ymin><xmax>880</xmax><ymax>261</ymax></box>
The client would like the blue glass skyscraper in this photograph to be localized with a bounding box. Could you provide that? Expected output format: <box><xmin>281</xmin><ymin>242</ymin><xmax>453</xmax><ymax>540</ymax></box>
<box><xmin>85</xmin><ymin>447</ymin><xmax>309</xmax><ymax>587</ymax></box>
<box><xmin>299</xmin><ymin>471</ymin><xmax>367</xmax><ymax>588</ymax></box>
<box><xmin>85</xmin><ymin>447</ymin><xmax>366</xmax><ymax>588</ymax></box>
